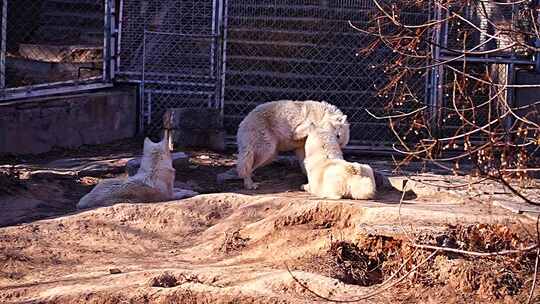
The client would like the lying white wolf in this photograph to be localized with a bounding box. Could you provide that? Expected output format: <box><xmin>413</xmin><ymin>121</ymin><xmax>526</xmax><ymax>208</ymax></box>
<box><xmin>77</xmin><ymin>136</ymin><xmax>198</xmax><ymax>209</ymax></box>
<box><xmin>236</xmin><ymin>100</ymin><xmax>350</xmax><ymax>189</ymax></box>
<box><xmin>301</xmin><ymin>123</ymin><xmax>376</xmax><ymax>200</ymax></box>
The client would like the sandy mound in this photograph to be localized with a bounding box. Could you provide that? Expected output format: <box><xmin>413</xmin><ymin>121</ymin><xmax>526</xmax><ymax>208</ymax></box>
<box><xmin>1</xmin><ymin>191</ymin><xmax>538</xmax><ymax>303</ymax></box>
<box><xmin>1</xmin><ymin>142</ymin><xmax>539</xmax><ymax>303</ymax></box>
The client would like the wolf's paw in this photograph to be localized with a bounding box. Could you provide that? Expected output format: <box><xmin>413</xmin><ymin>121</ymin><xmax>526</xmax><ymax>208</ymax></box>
<box><xmin>246</xmin><ymin>183</ymin><xmax>259</xmax><ymax>190</ymax></box>
<box><xmin>323</xmin><ymin>195</ymin><xmax>343</xmax><ymax>200</ymax></box>
<box><xmin>244</xmin><ymin>181</ymin><xmax>259</xmax><ymax>190</ymax></box>
<box><xmin>172</xmin><ymin>189</ymin><xmax>199</xmax><ymax>200</ymax></box>
<box><xmin>217</xmin><ymin>168</ymin><xmax>241</xmax><ymax>184</ymax></box>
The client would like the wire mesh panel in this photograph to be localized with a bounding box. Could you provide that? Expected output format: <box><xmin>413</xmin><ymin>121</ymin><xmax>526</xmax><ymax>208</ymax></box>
<box><xmin>0</xmin><ymin>0</ymin><xmax>6</xmax><ymax>89</ymax></box>
<box><xmin>434</xmin><ymin>1</ymin><xmax>537</xmax><ymax>144</ymax></box>
<box><xmin>442</xmin><ymin>1</ymin><xmax>531</xmax><ymax>58</ymax></box>
<box><xmin>3</xmin><ymin>0</ymin><xmax>104</xmax><ymax>89</ymax></box>
<box><xmin>118</xmin><ymin>0</ymin><xmax>222</xmax><ymax>135</ymax></box>
<box><xmin>223</xmin><ymin>0</ymin><xmax>429</xmax><ymax>146</ymax></box>
<box><xmin>141</xmin><ymin>31</ymin><xmax>220</xmax><ymax>135</ymax></box>
<box><xmin>118</xmin><ymin>0</ymin><xmax>217</xmax><ymax>77</ymax></box>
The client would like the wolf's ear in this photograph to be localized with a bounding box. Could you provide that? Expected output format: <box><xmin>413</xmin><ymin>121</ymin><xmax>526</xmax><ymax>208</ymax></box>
<box><xmin>158</xmin><ymin>137</ymin><xmax>167</xmax><ymax>151</ymax></box>
<box><xmin>144</xmin><ymin>137</ymin><xmax>153</xmax><ymax>146</ymax></box>
<box><xmin>143</xmin><ymin>137</ymin><xmax>158</xmax><ymax>152</ymax></box>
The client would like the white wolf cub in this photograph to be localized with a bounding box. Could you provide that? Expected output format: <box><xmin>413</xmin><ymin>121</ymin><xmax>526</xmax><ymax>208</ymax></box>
<box><xmin>236</xmin><ymin>100</ymin><xmax>350</xmax><ymax>189</ymax></box>
<box><xmin>77</xmin><ymin>136</ymin><xmax>197</xmax><ymax>209</ymax></box>
<box><xmin>301</xmin><ymin>123</ymin><xmax>376</xmax><ymax>200</ymax></box>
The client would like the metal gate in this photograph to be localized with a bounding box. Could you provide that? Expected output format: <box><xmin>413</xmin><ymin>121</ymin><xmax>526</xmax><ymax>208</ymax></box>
<box><xmin>117</xmin><ymin>0</ymin><xmax>225</xmax><ymax>135</ymax></box>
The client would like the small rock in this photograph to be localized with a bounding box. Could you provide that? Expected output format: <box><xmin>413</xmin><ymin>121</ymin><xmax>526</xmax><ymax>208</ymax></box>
<box><xmin>172</xmin><ymin>152</ymin><xmax>190</xmax><ymax>167</ymax></box>
<box><xmin>109</xmin><ymin>268</ymin><xmax>122</xmax><ymax>274</ymax></box>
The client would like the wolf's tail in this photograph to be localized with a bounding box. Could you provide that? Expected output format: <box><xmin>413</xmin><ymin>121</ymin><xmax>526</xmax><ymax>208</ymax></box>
<box><xmin>349</xmin><ymin>164</ymin><xmax>376</xmax><ymax>200</ymax></box>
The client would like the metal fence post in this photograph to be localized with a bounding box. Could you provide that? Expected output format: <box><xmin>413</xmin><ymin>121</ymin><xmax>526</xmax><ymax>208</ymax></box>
<box><xmin>103</xmin><ymin>0</ymin><xmax>113</xmax><ymax>82</ymax></box>
<box><xmin>109</xmin><ymin>0</ymin><xmax>117</xmax><ymax>81</ymax></box>
<box><xmin>116</xmin><ymin>0</ymin><xmax>124</xmax><ymax>75</ymax></box>
<box><xmin>429</xmin><ymin>3</ymin><xmax>443</xmax><ymax>134</ymax></box>
<box><xmin>0</xmin><ymin>0</ymin><xmax>7</xmax><ymax>90</ymax></box>
<box><xmin>218</xmin><ymin>0</ymin><xmax>228</xmax><ymax>115</ymax></box>
<box><xmin>140</xmin><ymin>29</ymin><xmax>147</xmax><ymax>134</ymax></box>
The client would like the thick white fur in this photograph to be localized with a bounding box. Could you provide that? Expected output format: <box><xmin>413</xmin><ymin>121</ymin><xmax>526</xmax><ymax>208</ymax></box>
<box><xmin>236</xmin><ymin>100</ymin><xmax>350</xmax><ymax>189</ymax></box>
<box><xmin>77</xmin><ymin>136</ymin><xmax>196</xmax><ymax>209</ymax></box>
<box><xmin>302</xmin><ymin>124</ymin><xmax>376</xmax><ymax>200</ymax></box>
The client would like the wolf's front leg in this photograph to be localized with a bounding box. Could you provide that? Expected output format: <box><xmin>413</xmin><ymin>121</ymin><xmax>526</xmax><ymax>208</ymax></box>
<box><xmin>301</xmin><ymin>183</ymin><xmax>310</xmax><ymax>192</ymax></box>
<box><xmin>172</xmin><ymin>188</ymin><xmax>199</xmax><ymax>200</ymax></box>
<box><xmin>295</xmin><ymin>147</ymin><xmax>307</xmax><ymax>175</ymax></box>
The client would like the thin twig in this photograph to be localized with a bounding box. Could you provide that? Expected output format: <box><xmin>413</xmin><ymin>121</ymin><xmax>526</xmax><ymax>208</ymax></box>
<box><xmin>365</xmin><ymin>106</ymin><xmax>427</xmax><ymax>120</ymax></box>
<box><xmin>398</xmin><ymin>181</ymin><xmax>413</xmax><ymax>243</ymax></box>
<box><xmin>528</xmin><ymin>215</ymin><xmax>540</xmax><ymax>304</ymax></box>
<box><xmin>527</xmin><ymin>247</ymin><xmax>539</xmax><ymax>304</ymax></box>
<box><xmin>410</xmin><ymin>243</ymin><xmax>538</xmax><ymax>257</ymax></box>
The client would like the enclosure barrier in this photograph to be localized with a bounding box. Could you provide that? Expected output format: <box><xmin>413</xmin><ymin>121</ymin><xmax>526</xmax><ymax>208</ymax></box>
<box><xmin>1</xmin><ymin>0</ymin><xmax>537</xmax><ymax>150</ymax></box>
<box><xmin>0</xmin><ymin>0</ymin><xmax>113</xmax><ymax>101</ymax></box>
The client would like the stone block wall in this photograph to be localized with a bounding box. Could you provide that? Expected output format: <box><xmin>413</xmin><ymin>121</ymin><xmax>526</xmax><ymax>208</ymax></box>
<box><xmin>0</xmin><ymin>87</ymin><xmax>137</xmax><ymax>155</ymax></box>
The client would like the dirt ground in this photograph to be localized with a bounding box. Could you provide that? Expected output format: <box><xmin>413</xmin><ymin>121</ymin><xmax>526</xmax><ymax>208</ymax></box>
<box><xmin>1</xmin><ymin>138</ymin><xmax>539</xmax><ymax>303</ymax></box>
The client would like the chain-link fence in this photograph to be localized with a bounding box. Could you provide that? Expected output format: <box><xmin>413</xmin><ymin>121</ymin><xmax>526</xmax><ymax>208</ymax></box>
<box><xmin>116</xmin><ymin>0</ymin><xmax>430</xmax><ymax>145</ymax></box>
<box><xmin>1</xmin><ymin>0</ymin><xmax>105</xmax><ymax>93</ymax></box>
<box><xmin>117</xmin><ymin>0</ymin><xmax>217</xmax><ymax>77</ymax></box>
<box><xmin>222</xmin><ymin>0</ymin><xmax>429</xmax><ymax>146</ymax></box>
<box><xmin>113</xmin><ymin>0</ymin><xmax>536</xmax><ymax>148</ymax></box>
<box><xmin>140</xmin><ymin>30</ymin><xmax>221</xmax><ymax>135</ymax></box>
<box><xmin>117</xmin><ymin>0</ymin><xmax>223</xmax><ymax>137</ymax></box>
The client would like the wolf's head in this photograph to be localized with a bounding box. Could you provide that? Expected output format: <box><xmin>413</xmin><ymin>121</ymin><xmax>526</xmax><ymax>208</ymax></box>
<box><xmin>304</xmin><ymin>122</ymin><xmax>344</xmax><ymax>160</ymax></box>
<box><xmin>317</xmin><ymin>101</ymin><xmax>350</xmax><ymax>148</ymax></box>
<box><xmin>137</xmin><ymin>136</ymin><xmax>175</xmax><ymax>197</ymax></box>
<box><xmin>138</xmin><ymin>137</ymin><xmax>174</xmax><ymax>181</ymax></box>
<box><xmin>325</xmin><ymin>114</ymin><xmax>350</xmax><ymax>148</ymax></box>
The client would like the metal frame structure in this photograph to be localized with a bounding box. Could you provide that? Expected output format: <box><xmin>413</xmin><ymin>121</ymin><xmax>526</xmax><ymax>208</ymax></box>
<box><xmin>116</xmin><ymin>0</ymin><xmax>539</xmax><ymax>147</ymax></box>
<box><xmin>0</xmin><ymin>0</ymin><xmax>113</xmax><ymax>102</ymax></box>
<box><xmin>0</xmin><ymin>0</ymin><xmax>6</xmax><ymax>89</ymax></box>
<box><xmin>429</xmin><ymin>1</ymin><xmax>536</xmax><ymax>138</ymax></box>
<box><xmin>1</xmin><ymin>0</ymin><xmax>537</xmax><ymax>149</ymax></box>
<box><xmin>116</xmin><ymin>0</ymin><xmax>225</xmax><ymax>135</ymax></box>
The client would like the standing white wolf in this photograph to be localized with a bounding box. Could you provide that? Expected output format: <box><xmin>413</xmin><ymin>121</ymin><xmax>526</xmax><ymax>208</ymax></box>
<box><xmin>236</xmin><ymin>100</ymin><xmax>350</xmax><ymax>189</ymax></box>
<box><xmin>76</xmin><ymin>136</ymin><xmax>197</xmax><ymax>209</ymax></box>
<box><xmin>301</xmin><ymin>123</ymin><xmax>376</xmax><ymax>200</ymax></box>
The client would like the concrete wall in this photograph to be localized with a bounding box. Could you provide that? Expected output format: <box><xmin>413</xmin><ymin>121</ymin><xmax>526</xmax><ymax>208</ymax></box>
<box><xmin>0</xmin><ymin>87</ymin><xmax>137</xmax><ymax>155</ymax></box>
